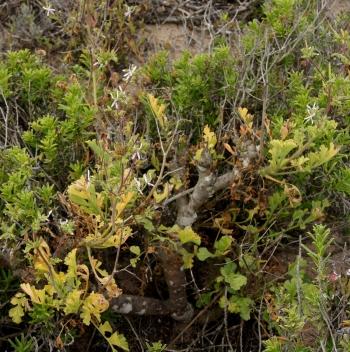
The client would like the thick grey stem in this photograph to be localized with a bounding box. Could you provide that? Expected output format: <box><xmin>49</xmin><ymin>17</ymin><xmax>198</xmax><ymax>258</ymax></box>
<box><xmin>177</xmin><ymin>142</ymin><xmax>258</xmax><ymax>228</ymax></box>
<box><xmin>158</xmin><ymin>246</ymin><xmax>193</xmax><ymax>321</ymax></box>
<box><xmin>111</xmin><ymin>295</ymin><xmax>171</xmax><ymax>316</ymax></box>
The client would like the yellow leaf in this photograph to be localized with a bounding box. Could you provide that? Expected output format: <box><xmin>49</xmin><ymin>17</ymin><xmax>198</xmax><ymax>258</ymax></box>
<box><xmin>20</xmin><ymin>284</ymin><xmax>46</xmax><ymax>304</ymax></box>
<box><xmin>9</xmin><ymin>305</ymin><xmax>25</xmax><ymax>324</ymax></box>
<box><xmin>177</xmin><ymin>226</ymin><xmax>201</xmax><ymax>245</ymax></box>
<box><xmin>238</xmin><ymin>107</ymin><xmax>254</xmax><ymax>128</ymax></box>
<box><xmin>52</xmin><ymin>271</ymin><xmax>67</xmax><ymax>286</ymax></box>
<box><xmin>148</xmin><ymin>93</ymin><xmax>167</xmax><ymax>128</ymax></box>
<box><xmin>238</xmin><ymin>107</ymin><xmax>249</xmax><ymax>120</ymax></box>
<box><xmin>108</xmin><ymin>331</ymin><xmax>129</xmax><ymax>351</ymax></box>
<box><xmin>81</xmin><ymin>292</ymin><xmax>109</xmax><ymax>325</ymax></box>
<box><xmin>170</xmin><ymin>176</ymin><xmax>183</xmax><ymax>190</ymax></box>
<box><xmin>90</xmin><ymin>257</ymin><xmax>109</xmax><ymax>277</ymax></box>
<box><xmin>153</xmin><ymin>183</ymin><xmax>172</xmax><ymax>203</ymax></box>
<box><xmin>64</xmin><ymin>289</ymin><xmax>83</xmax><ymax>314</ymax></box>
<box><xmin>9</xmin><ymin>293</ymin><xmax>28</xmax><ymax>324</ymax></box>
<box><xmin>203</xmin><ymin>125</ymin><xmax>217</xmax><ymax>149</ymax></box>
<box><xmin>116</xmin><ymin>192</ymin><xmax>134</xmax><ymax>217</ymax></box>
<box><xmin>84</xmin><ymin>226</ymin><xmax>132</xmax><ymax>249</ymax></box>
<box><xmin>194</xmin><ymin>148</ymin><xmax>203</xmax><ymax>162</ymax></box>
<box><xmin>33</xmin><ymin>239</ymin><xmax>51</xmax><ymax>274</ymax></box>
<box><xmin>64</xmin><ymin>248</ymin><xmax>77</xmax><ymax>280</ymax></box>
<box><xmin>44</xmin><ymin>284</ymin><xmax>56</xmax><ymax>296</ymax></box>
<box><xmin>99</xmin><ymin>321</ymin><xmax>129</xmax><ymax>351</ymax></box>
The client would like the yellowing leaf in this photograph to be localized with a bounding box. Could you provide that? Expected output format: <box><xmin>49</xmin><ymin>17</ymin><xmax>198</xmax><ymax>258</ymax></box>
<box><xmin>165</xmin><ymin>225</ymin><xmax>201</xmax><ymax>245</ymax></box>
<box><xmin>148</xmin><ymin>93</ymin><xmax>167</xmax><ymax>128</ymax></box>
<box><xmin>264</xmin><ymin>139</ymin><xmax>298</xmax><ymax>174</ymax></box>
<box><xmin>85</xmin><ymin>226</ymin><xmax>132</xmax><ymax>249</ymax></box>
<box><xmin>290</xmin><ymin>156</ymin><xmax>309</xmax><ymax>170</ymax></box>
<box><xmin>99</xmin><ymin>320</ymin><xmax>113</xmax><ymax>334</ymax></box>
<box><xmin>33</xmin><ymin>239</ymin><xmax>51</xmax><ymax>274</ymax></box>
<box><xmin>178</xmin><ymin>226</ymin><xmax>201</xmax><ymax>245</ymax></box>
<box><xmin>203</xmin><ymin>125</ymin><xmax>217</xmax><ymax>149</ymax></box>
<box><xmin>77</xmin><ymin>264</ymin><xmax>90</xmax><ymax>281</ymax></box>
<box><xmin>180</xmin><ymin>248</ymin><xmax>195</xmax><ymax>269</ymax></box>
<box><xmin>99</xmin><ymin>321</ymin><xmax>129</xmax><ymax>351</ymax></box>
<box><xmin>307</xmin><ymin>143</ymin><xmax>339</xmax><ymax>169</ymax></box>
<box><xmin>67</xmin><ymin>176</ymin><xmax>104</xmax><ymax>215</ymax></box>
<box><xmin>170</xmin><ymin>176</ymin><xmax>182</xmax><ymax>191</ymax></box>
<box><xmin>9</xmin><ymin>304</ymin><xmax>25</xmax><ymax>324</ymax></box>
<box><xmin>9</xmin><ymin>293</ymin><xmax>28</xmax><ymax>324</ymax></box>
<box><xmin>90</xmin><ymin>257</ymin><xmax>109</xmax><ymax>277</ymax></box>
<box><xmin>238</xmin><ymin>107</ymin><xmax>254</xmax><ymax>128</ymax></box>
<box><xmin>153</xmin><ymin>183</ymin><xmax>172</xmax><ymax>203</ymax></box>
<box><xmin>64</xmin><ymin>289</ymin><xmax>83</xmax><ymax>314</ymax></box>
<box><xmin>238</xmin><ymin>107</ymin><xmax>249</xmax><ymax>120</ymax></box>
<box><xmin>116</xmin><ymin>192</ymin><xmax>134</xmax><ymax>217</ymax></box>
<box><xmin>108</xmin><ymin>332</ymin><xmax>129</xmax><ymax>351</ymax></box>
<box><xmin>20</xmin><ymin>284</ymin><xmax>46</xmax><ymax>304</ymax></box>
<box><xmin>194</xmin><ymin>148</ymin><xmax>203</xmax><ymax>162</ymax></box>
<box><xmin>64</xmin><ymin>248</ymin><xmax>77</xmax><ymax>281</ymax></box>
<box><xmin>81</xmin><ymin>292</ymin><xmax>109</xmax><ymax>325</ymax></box>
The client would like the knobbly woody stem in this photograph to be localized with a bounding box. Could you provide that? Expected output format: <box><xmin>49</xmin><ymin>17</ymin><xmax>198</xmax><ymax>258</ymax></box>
<box><xmin>111</xmin><ymin>141</ymin><xmax>259</xmax><ymax>322</ymax></box>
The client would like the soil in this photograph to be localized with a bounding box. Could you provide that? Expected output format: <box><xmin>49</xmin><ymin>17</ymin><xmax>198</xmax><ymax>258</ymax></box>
<box><xmin>142</xmin><ymin>23</ymin><xmax>211</xmax><ymax>61</ymax></box>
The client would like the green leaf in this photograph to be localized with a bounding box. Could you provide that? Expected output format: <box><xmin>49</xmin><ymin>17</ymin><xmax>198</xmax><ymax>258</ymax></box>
<box><xmin>87</xmin><ymin>140</ymin><xmax>111</xmax><ymax>162</ymax></box>
<box><xmin>130</xmin><ymin>246</ymin><xmax>141</xmax><ymax>256</ymax></box>
<box><xmin>219</xmin><ymin>295</ymin><xmax>252</xmax><ymax>320</ymax></box>
<box><xmin>225</xmin><ymin>273</ymin><xmax>247</xmax><ymax>291</ymax></box>
<box><xmin>178</xmin><ymin>226</ymin><xmax>201</xmax><ymax>245</ymax></box>
<box><xmin>220</xmin><ymin>263</ymin><xmax>247</xmax><ymax>291</ymax></box>
<box><xmin>197</xmin><ymin>247</ymin><xmax>215</xmax><ymax>261</ymax></box>
<box><xmin>235</xmin><ymin>296</ymin><xmax>253</xmax><ymax>320</ymax></box>
<box><xmin>214</xmin><ymin>236</ymin><xmax>233</xmax><ymax>254</ymax></box>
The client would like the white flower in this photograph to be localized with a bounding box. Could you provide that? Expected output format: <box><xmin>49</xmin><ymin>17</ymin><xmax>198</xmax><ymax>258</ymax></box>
<box><xmin>122</xmin><ymin>64</ymin><xmax>137</xmax><ymax>82</ymax></box>
<box><xmin>43</xmin><ymin>3</ymin><xmax>56</xmax><ymax>16</ymax></box>
<box><xmin>304</xmin><ymin>103</ymin><xmax>319</xmax><ymax>124</ymax></box>
<box><xmin>110</xmin><ymin>86</ymin><xmax>126</xmax><ymax>109</ymax></box>
<box><xmin>134</xmin><ymin>177</ymin><xmax>143</xmax><ymax>195</ymax></box>
<box><xmin>124</xmin><ymin>5</ymin><xmax>135</xmax><ymax>18</ymax></box>
<box><xmin>346</xmin><ymin>268</ymin><xmax>350</xmax><ymax>276</ymax></box>
<box><xmin>143</xmin><ymin>173</ymin><xmax>154</xmax><ymax>187</ymax></box>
